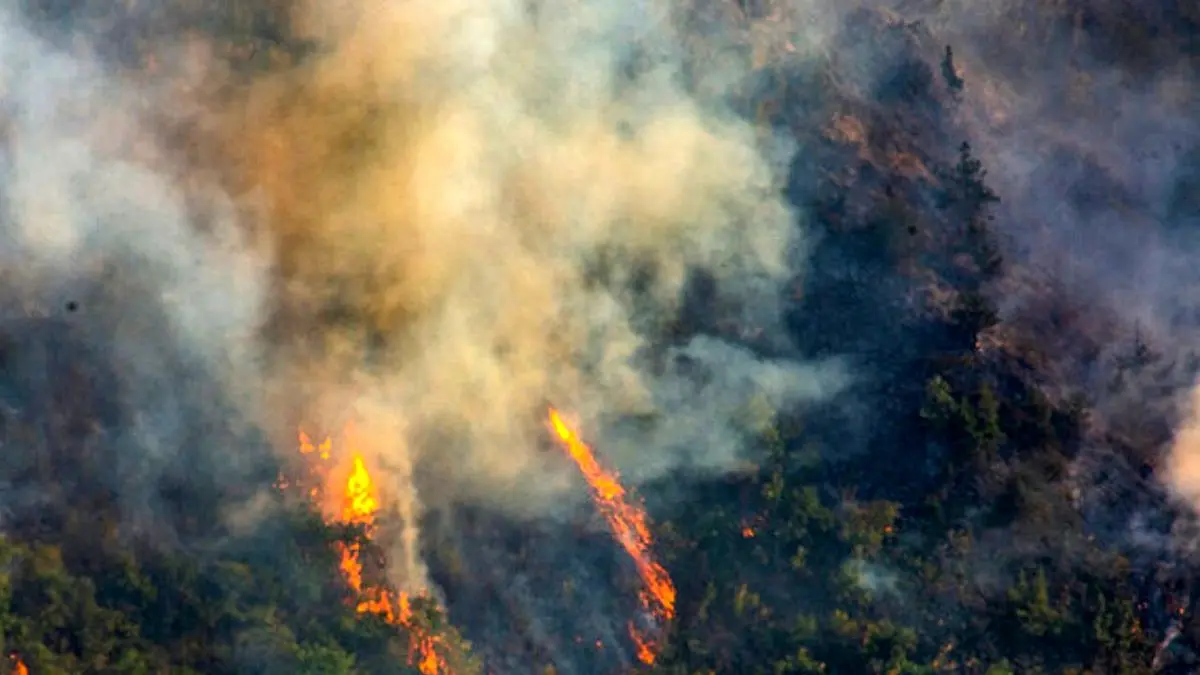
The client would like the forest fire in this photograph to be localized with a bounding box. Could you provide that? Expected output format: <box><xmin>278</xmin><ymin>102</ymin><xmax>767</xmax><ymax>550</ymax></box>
<box><xmin>547</xmin><ymin>408</ymin><xmax>676</xmax><ymax>665</ymax></box>
<box><xmin>337</xmin><ymin>453</ymin><xmax>396</xmax><ymax>618</ymax></box>
<box><xmin>292</xmin><ymin>429</ymin><xmax>450</xmax><ymax>674</ymax></box>
<box><xmin>7</xmin><ymin>653</ymin><xmax>26</xmax><ymax>675</ymax></box>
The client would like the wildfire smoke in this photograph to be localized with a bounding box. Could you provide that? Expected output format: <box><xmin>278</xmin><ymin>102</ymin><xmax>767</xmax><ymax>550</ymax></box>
<box><xmin>0</xmin><ymin>0</ymin><xmax>845</xmax><ymax>670</ymax></box>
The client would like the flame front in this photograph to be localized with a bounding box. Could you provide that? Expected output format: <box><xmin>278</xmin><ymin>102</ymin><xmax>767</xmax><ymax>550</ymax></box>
<box><xmin>290</xmin><ymin>412</ymin><xmax>673</xmax><ymax>670</ymax></box>
<box><xmin>290</xmin><ymin>428</ymin><xmax>450</xmax><ymax>674</ymax></box>
<box><xmin>8</xmin><ymin>654</ymin><xmax>26</xmax><ymax>675</ymax></box>
<box><xmin>547</xmin><ymin>408</ymin><xmax>676</xmax><ymax>665</ymax></box>
<box><xmin>338</xmin><ymin>453</ymin><xmax>396</xmax><ymax>618</ymax></box>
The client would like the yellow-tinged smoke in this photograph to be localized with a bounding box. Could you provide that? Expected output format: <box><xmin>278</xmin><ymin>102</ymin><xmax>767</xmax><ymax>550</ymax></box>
<box><xmin>204</xmin><ymin>0</ymin><xmax>843</xmax><ymax>591</ymax></box>
<box><xmin>217</xmin><ymin>0</ymin><xmax>845</xmax><ymax>589</ymax></box>
<box><xmin>0</xmin><ymin>0</ymin><xmax>846</xmax><ymax>594</ymax></box>
<box><xmin>1167</xmin><ymin>385</ymin><xmax>1200</xmax><ymax>505</ymax></box>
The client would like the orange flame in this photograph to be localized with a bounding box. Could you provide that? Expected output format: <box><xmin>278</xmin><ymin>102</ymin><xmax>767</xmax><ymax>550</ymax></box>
<box><xmin>547</xmin><ymin>408</ymin><xmax>676</xmax><ymax>665</ymax></box>
<box><xmin>629</xmin><ymin>627</ymin><xmax>655</xmax><ymax>665</ymax></box>
<box><xmin>337</xmin><ymin>453</ymin><xmax>398</xmax><ymax>618</ymax></box>
<box><xmin>8</xmin><ymin>654</ymin><xmax>27</xmax><ymax>675</ymax></box>
<box><xmin>289</xmin><ymin>428</ymin><xmax>450</xmax><ymax>674</ymax></box>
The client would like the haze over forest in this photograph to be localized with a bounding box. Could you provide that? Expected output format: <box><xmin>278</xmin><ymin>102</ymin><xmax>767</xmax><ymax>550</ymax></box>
<box><xmin>0</xmin><ymin>1</ymin><xmax>1196</xmax><ymax>673</ymax></box>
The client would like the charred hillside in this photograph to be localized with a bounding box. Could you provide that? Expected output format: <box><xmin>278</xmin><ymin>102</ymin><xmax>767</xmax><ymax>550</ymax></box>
<box><xmin>0</xmin><ymin>1</ymin><xmax>1197</xmax><ymax>674</ymax></box>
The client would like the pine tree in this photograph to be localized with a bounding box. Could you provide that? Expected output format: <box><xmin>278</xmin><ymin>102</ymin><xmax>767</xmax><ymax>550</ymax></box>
<box><xmin>941</xmin><ymin>46</ymin><xmax>965</xmax><ymax>97</ymax></box>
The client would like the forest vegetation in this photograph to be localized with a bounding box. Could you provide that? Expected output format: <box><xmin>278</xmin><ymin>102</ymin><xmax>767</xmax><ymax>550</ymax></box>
<box><xmin>0</xmin><ymin>1</ymin><xmax>1197</xmax><ymax>674</ymax></box>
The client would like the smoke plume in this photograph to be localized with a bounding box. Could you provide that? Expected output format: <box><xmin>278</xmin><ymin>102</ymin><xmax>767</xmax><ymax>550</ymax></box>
<box><xmin>0</xmin><ymin>7</ymin><xmax>273</xmax><ymax>546</ymax></box>
<box><xmin>205</xmin><ymin>0</ymin><xmax>847</xmax><ymax>589</ymax></box>
<box><xmin>0</xmin><ymin>0</ymin><xmax>846</xmax><ymax>595</ymax></box>
<box><xmin>1168</xmin><ymin>386</ymin><xmax>1200</xmax><ymax>505</ymax></box>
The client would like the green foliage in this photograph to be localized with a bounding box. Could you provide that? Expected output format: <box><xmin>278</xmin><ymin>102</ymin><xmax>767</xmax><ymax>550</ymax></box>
<box><xmin>0</xmin><ymin>8</ymin><xmax>1183</xmax><ymax>675</ymax></box>
<box><xmin>649</xmin><ymin>53</ymin><xmax>1168</xmax><ymax>675</ymax></box>
<box><xmin>296</xmin><ymin>643</ymin><xmax>358</xmax><ymax>675</ymax></box>
<box><xmin>0</xmin><ymin>497</ymin><xmax>476</xmax><ymax>675</ymax></box>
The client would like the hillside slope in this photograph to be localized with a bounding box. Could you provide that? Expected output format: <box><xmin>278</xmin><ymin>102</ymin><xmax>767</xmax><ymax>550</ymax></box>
<box><xmin>0</xmin><ymin>1</ymin><xmax>1197</xmax><ymax>674</ymax></box>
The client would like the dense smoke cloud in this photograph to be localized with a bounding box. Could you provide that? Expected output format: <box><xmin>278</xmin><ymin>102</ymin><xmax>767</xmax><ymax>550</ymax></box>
<box><xmin>0</xmin><ymin>0</ymin><xmax>847</xmax><ymax>596</ymax></box>
<box><xmin>225</xmin><ymin>0</ymin><xmax>854</xmax><ymax>588</ymax></box>
<box><xmin>0</xmin><ymin>7</ymin><xmax>273</xmax><ymax>544</ymax></box>
<box><xmin>2</xmin><ymin>0</ymin><xmax>1198</xmax><ymax>669</ymax></box>
<box><xmin>206</xmin><ymin>0</ymin><xmax>849</xmax><ymax>589</ymax></box>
